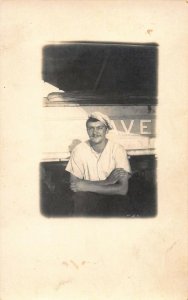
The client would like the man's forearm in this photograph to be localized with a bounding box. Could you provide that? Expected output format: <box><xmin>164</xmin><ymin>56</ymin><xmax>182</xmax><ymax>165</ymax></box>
<box><xmin>81</xmin><ymin>180</ymin><xmax>128</xmax><ymax>196</ymax></box>
<box><xmin>81</xmin><ymin>179</ymin><xmax>109</xmax><ymax>186</ymax></box>
<box><xmin>70</xmin><ymin>172</ymin><xmax>129</xmax><ymax>195</ymax></box>
<box><xmin>71</xmin><ymin>176</ymin><xmax>109</xmax><ymax>186</ymax></box>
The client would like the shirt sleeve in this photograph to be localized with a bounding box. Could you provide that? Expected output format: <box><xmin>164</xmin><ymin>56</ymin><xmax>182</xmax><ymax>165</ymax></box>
<box><xmin>65</xmin><ymin>148</ymin><xmax>84</xmax><ymax>179</ymax></box>
<box><xmin>114</xmin><ymin>144</ymin><xmax>131</xmax><ymax>173</ymax></box>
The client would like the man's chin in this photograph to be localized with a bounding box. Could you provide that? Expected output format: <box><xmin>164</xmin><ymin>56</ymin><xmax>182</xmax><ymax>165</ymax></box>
<box><xmin>90</xmin><ymin>137</ymin><xmax>102</xmax><ymax>144</ymax></box>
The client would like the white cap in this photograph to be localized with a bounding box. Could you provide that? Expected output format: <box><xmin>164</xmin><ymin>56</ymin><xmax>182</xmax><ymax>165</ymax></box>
<box><xmin>88</xmin><ymin>111</ymin><xmax>113</xmax><ymax>130</ymax></box>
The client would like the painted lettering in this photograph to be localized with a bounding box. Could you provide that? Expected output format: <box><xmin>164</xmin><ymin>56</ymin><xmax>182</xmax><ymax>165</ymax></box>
<box><xmin>140</xmin><ymin>120</ymin><xmax>152</xmax><ymax>134</ymax></box>
<box><xmin>120</xmin><ymin>120</ymin><xmax>134</xmax><ymax>134</ymax></box>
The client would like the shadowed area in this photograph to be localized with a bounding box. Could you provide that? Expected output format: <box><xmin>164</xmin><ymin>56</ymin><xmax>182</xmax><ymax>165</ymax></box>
<box><xmin>40</xmin><ymin>156</ymin><xmax>157</xmax><ymax>218</ymax></box>
<box><xmin>43</xmin><ymin>42</ymin><xmax>158</xmax><ymax>105</ymax></box>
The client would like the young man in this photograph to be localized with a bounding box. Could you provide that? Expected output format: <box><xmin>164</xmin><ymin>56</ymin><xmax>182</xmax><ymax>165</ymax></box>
<box><xmin>66</xmin><ymin>112</ymin><xmax>131</xmax><ymax>215</ymax></box>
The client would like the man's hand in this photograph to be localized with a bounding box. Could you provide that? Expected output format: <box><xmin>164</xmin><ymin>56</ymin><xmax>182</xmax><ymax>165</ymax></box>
<box><xmin>70</xmin><ymin>180</ymin><xmax>86</xmax><ymax>192</ymax></box>
<box><xmin>105</xmin><ymin>168</ymin><xmax>128</xmax><ymax>185</ymax></box>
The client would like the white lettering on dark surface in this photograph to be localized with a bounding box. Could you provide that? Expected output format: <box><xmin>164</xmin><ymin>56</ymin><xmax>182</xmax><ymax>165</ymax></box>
<box><xmin>120</xmin><ymin>120</ymin><xmax>134</xmax><ymax>134</ymax></box>
<box><xmin>113</xmin><ymin>119</ymin><xmax>153</xmax><ymax>135</ymax></box>
<box><xmin>140</xmin><ymin>120</ymin><xmax>152</xmax><ymax>135</ymax></box>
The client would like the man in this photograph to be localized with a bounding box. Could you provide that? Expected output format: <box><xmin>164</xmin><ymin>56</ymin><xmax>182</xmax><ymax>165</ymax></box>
<box><xmin>66</xmin><ymin>112</ymin><xmax>131</xmax><ymax>215</ymax></box>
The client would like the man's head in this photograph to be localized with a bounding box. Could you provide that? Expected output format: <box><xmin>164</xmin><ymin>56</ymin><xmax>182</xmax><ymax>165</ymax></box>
<box><xmin>86</xmin><ymin>112</ymin><xmax>113</xmax><ymax>145</ymax></box>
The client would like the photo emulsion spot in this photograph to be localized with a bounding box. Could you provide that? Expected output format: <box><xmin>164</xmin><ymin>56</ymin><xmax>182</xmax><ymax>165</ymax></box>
<box><xmin>40</xmin><ymin>41</ymin><xmax>158</xmax><ymax>217</ymax></box>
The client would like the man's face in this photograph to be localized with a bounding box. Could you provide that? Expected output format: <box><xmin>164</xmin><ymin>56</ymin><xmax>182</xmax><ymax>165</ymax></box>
<box><xmin>87</xmin><ymin>121</ymin><xmax>108</xmax><ymax>144</ymax></box>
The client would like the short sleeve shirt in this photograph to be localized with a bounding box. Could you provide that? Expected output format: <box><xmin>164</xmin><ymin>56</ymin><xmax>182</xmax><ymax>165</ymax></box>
<box><xmin>66</xmin><ymin>140</ymin><xmax>131</xmax><ymax>181</ymax></box>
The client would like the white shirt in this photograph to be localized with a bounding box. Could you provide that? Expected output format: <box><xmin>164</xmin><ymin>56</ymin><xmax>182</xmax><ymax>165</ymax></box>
<box><xmin>66</xmin><ymin>139</ymin><xmax>131</xmax><ymax>181</ymax></box>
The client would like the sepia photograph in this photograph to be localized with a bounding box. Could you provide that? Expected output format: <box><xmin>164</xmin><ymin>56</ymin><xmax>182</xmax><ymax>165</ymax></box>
<box><xmin>41</xmin><ymin>41</ymin><xmax>158</xmax><ymax>217</ymax></box>
<box><xmin>1</xmin><ymin>1</ymin><xmax>188</xmax><ymax>299</ymax></box>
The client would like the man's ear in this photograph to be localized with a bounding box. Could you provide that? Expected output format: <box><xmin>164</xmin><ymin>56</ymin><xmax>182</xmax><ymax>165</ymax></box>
<box><xmin>106</xmin><ymin>128</ymin><xmax>109</xmax><ymax>134</ymax></box>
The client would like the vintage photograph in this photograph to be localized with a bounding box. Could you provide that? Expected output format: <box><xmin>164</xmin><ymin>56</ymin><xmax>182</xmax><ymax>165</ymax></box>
<box><xmin>1</xmin><ymin>1</ymin><xmax>188</xmax><ymax>299</ymax></box>
<box><xmin>40</xmin><ymin>41</ymin><xmax>158</xmax><ymax>217</ymax></box>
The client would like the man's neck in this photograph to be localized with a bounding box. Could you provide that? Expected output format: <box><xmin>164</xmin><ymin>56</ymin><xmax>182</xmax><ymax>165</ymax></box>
<box><xmin>90</xmin><ymin>139</ymin><xmax>108</xmax><ymax>153</ymax></box>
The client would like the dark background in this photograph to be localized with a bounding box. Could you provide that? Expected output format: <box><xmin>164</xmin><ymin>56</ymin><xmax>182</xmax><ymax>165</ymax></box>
<box><xmin>41</xmin><ymin>156</ymin><xmax>157</xmax><ymax>217</ymax></box>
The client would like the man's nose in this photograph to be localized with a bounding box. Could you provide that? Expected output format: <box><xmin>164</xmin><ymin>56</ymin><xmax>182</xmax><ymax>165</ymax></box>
<box><xmin>93</xmin><ymin>128</ymin><xmax>99</xmax><ymax>134</ymax></box>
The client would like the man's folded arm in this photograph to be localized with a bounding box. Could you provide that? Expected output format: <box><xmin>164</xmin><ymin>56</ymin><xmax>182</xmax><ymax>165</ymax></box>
<box><xmin>69</xmin><ymin>170</ymin><xmax>129</xmax><ymax>196</ymax></box>
<box><xmin>70</xmin><ymin>174</ymin><xmax>109</xmax><ymax>186</ymax></box>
